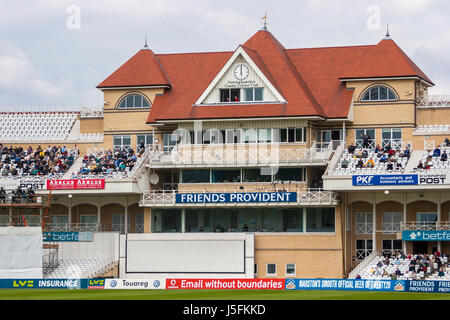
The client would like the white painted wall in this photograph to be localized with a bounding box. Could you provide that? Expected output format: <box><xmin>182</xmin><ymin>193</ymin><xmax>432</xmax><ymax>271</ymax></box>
<box><xmin>119</xmin><ymin>233</ymin><xmax>254</xmax><ymax>279</ymax></box>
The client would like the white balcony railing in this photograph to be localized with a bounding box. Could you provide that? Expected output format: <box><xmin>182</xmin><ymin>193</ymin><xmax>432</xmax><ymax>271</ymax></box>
<box><xmin>355</xmin><ymin>223</ymin><xmax>373</xmax><ymax>234</ymax></box>
<box><xmin>417</xmin><ymin>95</ymin><xmax>450</xmax><ymax>108</ymax></box>
<box><xmin>146</xmin><ymin>142</ymin><xmax>332</xmax><ymax>168</ymax></box>
<box><xmin>141</xmin><ymin>188</ymin><xmax>338</xmax><ymax>207</ymax></box>
<box><xmin>401</xmin><ymin>221</ymin><xmax>450</xmax><ymax>231</ymax></box>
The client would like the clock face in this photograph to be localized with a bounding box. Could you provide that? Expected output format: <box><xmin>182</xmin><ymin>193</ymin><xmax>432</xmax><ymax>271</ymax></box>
<box><xmin>234</xmin><ymin>64</ymin><xmax>249</xmax><ymax>81</ymax></box>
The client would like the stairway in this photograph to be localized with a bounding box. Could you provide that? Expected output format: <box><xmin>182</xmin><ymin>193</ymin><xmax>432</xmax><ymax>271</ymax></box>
<box><xmin>63</xmin><ymin>157</ymin><xmax>84</xmax><ymax>179</ymax></box>
<box><xmin>404</xmin><ymin>150</ymin><xmax>426</xmax><ymax>173</ymax></box>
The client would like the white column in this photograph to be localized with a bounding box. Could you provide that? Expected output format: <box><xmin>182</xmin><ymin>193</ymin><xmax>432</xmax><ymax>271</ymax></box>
<box><xmin>9</xmin><ymin>207</ymin><xmax>12</xmax><ymax>226</ymax></box>
<box><xmin>372</xmin><ymin>193</ymin><xmax>377</xmax><ymax>252</ymax></box>
<box><xmin>181</xmin><ymin>208</ymin><xmax>186</xmax><ymax>233</ymax></box>
<box><xmin>97</xmin><ymin>197</ymin><xmax>101</xmax><ymax>231</ymax></box>
<box><xmin>343</xmin><ymin>122</ymin><xmax>346</xmax><ymax>145</ymax></box>
<box><xmin>124</xmin><ymin>196</ymin><xmax>128</xmax><ymax>234</ymax></box>
<box><xmin>302</xmin><ymin>207</ymin><xmax>307</xmax><ymax>232</ymax></box>
<box><xmin>403</xmin><ymin>192</ymin><xmax>407</xmax><ymax>253</ymax></box>
<box><xmin>437</xmin><ymin>193</ymin><xmax>441</xmax><ymax>252</ymax></box>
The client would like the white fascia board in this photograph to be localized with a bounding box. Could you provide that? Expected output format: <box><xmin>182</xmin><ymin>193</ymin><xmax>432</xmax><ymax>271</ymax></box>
<box><xmin>194</xmin><ymin>46</ymin><xmax>286</xmax><ymax>105</ymax></box>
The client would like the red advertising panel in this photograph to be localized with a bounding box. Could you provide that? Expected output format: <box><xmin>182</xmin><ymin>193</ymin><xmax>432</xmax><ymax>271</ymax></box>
<box><xmin>46</xmin><ymin>179</ymin><xmax>105</xmax><ymax>190</ymax></box>
<box><xmin>166</xmin><ymin>279</ymin><xmax>285</xmax><ymax>290</ymax></box>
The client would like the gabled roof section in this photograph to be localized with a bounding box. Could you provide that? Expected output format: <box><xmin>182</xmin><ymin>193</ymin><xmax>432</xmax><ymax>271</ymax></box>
<box><xmin>97</xmin><ymin>48</ymin><xmax>171</xmax><ymax>89</ymax></box>
<box><xmin>339</xmin><ymin>38</ymin><xmax>434</xmax><ymax>85</ymax></box>
<box><xmin>194</xmin><ymin>45</ymin><xmax>286</xmax><ymax>105</ymax></box>
<box><xmin>242</xmin><ymin>30</ymin><xmax>326</xmax><ymax>117</ymax></box>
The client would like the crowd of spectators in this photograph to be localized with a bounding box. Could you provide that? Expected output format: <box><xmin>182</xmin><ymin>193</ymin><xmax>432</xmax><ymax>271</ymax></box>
<box><xmin>0</xmin><ymin>186</ymin><xmax>36</xmax><ymax>203</ymax></box>
<box><xmin>356</xmin><ymin>250</ymin><xmax>449</xmax><ymax>280</ymax></box>
<box><xmin>0</xmin><ymin>144</ymin><xmax>75</xmax><ymax>177</ymax></box>
<box><xmin>343</xmin><ymin>142</ymin><xmax>410</xmax><ymax>171</ymax></box>
<box><xmin>416</xmin><ymin>143</ymin><xmax>449</xmax><ymax>170</ymax></box>
<box><xmin>77</xmin><ymin>148</ymin><xmax>137</xmax><ymax>177</ymax></box>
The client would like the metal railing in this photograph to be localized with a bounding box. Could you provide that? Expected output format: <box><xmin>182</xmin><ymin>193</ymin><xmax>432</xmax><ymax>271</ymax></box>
<box><xmin>43</xmin><ymin>223</ymin><xmax>106</xmax><ymax>232</ymax></box>
<box><xmin>146</xmin><ymin>142</ymin><xmax>332</xmax><ymax>168</ymax></box>
<box><xmin>80</xmin><ymin>106</ymin><xmax>103</xmax><ymax>118</ymax></box>
<box><xmin>417</xmin><ymin>95</ymin><xmax>450</xmax><ymax>108</ymax></box>
<box><xmin>141</xmin><ymin>188</ymin><xmax>338</xmax><ymax>206</ymax></box>
<box><xmin>401</xmin><ymin>221</ymin><xmax>450</xmax><ymax>231</ymax></box>
<box><xmin>349</xmin><ymin>250</ymin><xmax>381</xmax><ymax>278</ymax></box>
<box><xmin>355</xmin><ymin>223</ymin><xmax>373</xmax><ymax>235</ymax></box>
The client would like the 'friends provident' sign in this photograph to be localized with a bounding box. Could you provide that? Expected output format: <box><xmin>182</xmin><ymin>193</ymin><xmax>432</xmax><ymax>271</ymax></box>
<box><xmin>175</xmin><ymin>192</ymin><xmax>297</xmax><ymax>204</ymax></box>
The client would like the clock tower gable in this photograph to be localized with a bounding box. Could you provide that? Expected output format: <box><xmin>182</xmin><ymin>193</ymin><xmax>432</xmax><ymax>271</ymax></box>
<box><xmin>194</xmin><ymin>45</ymin><xmax>286</xmax><ymax>105</ymax></box>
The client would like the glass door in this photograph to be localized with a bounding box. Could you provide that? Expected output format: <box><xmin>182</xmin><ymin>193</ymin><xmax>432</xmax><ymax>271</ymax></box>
<box><xmin>356</xmin><ymin>239</ymin><xmax>373</xmax><ymax>261</ymax></box>
<box><xmin>356</xmin><ymin>129</ymin><xmax>375</xmax><ymax>149</ymax></box>
<box><xmin>112</xmin><ymin>214</ymin><xmax>125</xmax><ymax>233</ymax></box>
<box><xmin>382</xmin><ymin>128</ymin><xmax>402</xmax><ymax>150</ymax></box>
<box><xmin>114</xmin><ymin>135</ymin><xmax>132</xmax><ymax>153</ymax></box>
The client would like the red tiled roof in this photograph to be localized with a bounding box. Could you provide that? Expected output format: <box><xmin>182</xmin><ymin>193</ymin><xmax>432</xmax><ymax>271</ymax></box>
<box><xmin>339</xmin><ymin>38</ymin><xmax>434</xmax><ymax>85</ymax></box>
<box><xmin>97</xmin><ymin>49</ymin><xmax>171</xmax><ymax>88</ymax></box>
<box><xmin>96</xmin><ymin>30</ymin><xmax>433</xmax><ymax>122</ymax></box>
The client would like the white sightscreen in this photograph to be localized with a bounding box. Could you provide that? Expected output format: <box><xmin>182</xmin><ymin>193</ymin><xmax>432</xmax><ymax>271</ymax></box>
<box><xmin>0</xmin><ymin>227</ymin><xmax>43</xmax><ymax>278</ymax></box>
<box><xmin>126</xmin><ymin>240</ymin><xmax>245</xmax><ymax>273</ymax></box>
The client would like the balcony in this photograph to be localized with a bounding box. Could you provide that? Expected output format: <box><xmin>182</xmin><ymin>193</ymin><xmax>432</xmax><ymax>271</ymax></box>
<box><xmin>401</xmin><ymin>221</ymin><xmax>450</xmax><ymax>231</ymax></box>
<box><xmin>417</xmin><ymin>95</ymin><xmax>450</xmax><ymax>108</ymax></box>
<box><xmin>146</xmin><ymin>142</ymin><xmax>332</xmax><ymax>169</ymax></box>
<box><xmin>140</xmin><ymin>188</ymin><xmax>338</xmax><ymax>207</ymax></box>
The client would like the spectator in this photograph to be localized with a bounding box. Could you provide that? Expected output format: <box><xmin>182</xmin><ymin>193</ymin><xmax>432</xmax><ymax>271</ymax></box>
<box><xmin>0</xmin><ymin>187</ymin><xmax>5</xmax><ymax>203</ymax></box>
<box><xmin>356</xmin><ymin>157</ymin><xmax>364</xmax><ymax>169</ymax></box>
<box><xmin>441</xmin><ymin>151</ymin><xmax>448</xmax><ymax>162</ymax></box>
<box><xmin>417</xmin><ymin>160</ymin><xmax>424</xmax><ymax>169</ymax></box>
<box><xmin>386</xmin><ymin>161</ymin><xmax>393</xmax><ymax>170</ymax></box>
<box><xmin>445</xmin><ymin>138</ymin><xmax>450</xmax><ymax>147</ymax></box>
<box><xmin>433</xmin><ymin>146</ymin><xmax>441</xmax><ymax>157</ymax></box>
<box><xmin>341</xmin><ymin>158</ymin><xmax>349</xmax><ymax>169</ymax></box>
<box><xmin>374</xmin><ymin>144</ymin><xmax>382</xmax><ymax>154</ymax></box>
<box><xmin>364</xmin><ymin>157</ymin><xmax>375</xmax><ymax>168</ymax></box>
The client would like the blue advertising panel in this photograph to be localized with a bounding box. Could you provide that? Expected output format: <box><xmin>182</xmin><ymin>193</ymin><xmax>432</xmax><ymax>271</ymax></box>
<box><xmin>175</xmin><ymin>192</ymin><xmax>297</xmax><ymax>204</ymax></box>
<box><xmin>285</xmin><ymin>279</ymin><xmax>450</xmax><ymax>293</ymax></box>
<box><xmin>285</xmin><ymin>279</ymin><xmax>399</xmax><ymax>292</ymax></box>
<box><xmin>0</xmin><ymin>279</ymin><xmax>89</xmax><ymax>289</ymax></box>
<box><xmin>352</xmin><ymin>175</ymin><xmax>418</xmax><ymax>186</ymax></box>
<box><xmin>42</xmin><ymin>232</ymin><xmax>93</xmax><ymax>242</ymax></box>
<box><xmin>402</xmin><ymin>230</ymin><xmax>450</xmax><ymax>241</ymax></box>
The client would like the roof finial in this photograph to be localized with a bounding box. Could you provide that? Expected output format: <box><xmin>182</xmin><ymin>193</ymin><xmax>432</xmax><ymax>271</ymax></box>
<box><xmin>144</xmin><ymin>34</ymin><xmax>149</xmax><ymax>49</ymax></box>
<box><xmin>262</xmin><ymin>12</ymin><xmax>268</xmax><ymax>30</ymax></box>
<box><xmin>384</xmin><ymin>24</ymin><xmax>391</xmax><ymax>39</ymax></box>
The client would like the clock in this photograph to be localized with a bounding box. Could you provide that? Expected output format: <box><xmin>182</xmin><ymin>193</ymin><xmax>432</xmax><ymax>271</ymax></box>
<box><xmin>234</xmin><ymin>64</ymin><xmax>249</xmax><ymax>81</ymax></box>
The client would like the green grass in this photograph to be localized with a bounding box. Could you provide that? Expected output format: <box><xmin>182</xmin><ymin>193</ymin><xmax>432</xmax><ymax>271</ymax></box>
<box><xmin>0</xmin><ymin>289</ymin><xmax>449</xmax><ymax>300</ymax></box>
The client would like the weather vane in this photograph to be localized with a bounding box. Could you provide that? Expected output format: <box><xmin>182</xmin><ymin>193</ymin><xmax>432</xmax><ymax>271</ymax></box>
<box><xmin>262</xmin><ymin>12</ymin><xmax>268</xmax><ymax>30</ymax></box>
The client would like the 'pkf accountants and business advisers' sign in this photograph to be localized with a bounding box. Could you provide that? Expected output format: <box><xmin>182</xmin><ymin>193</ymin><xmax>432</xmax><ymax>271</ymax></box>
<box><xmin>353</xmin><ymin>174</ymin><xmax>449</xmax><ymax>186</ymax></box>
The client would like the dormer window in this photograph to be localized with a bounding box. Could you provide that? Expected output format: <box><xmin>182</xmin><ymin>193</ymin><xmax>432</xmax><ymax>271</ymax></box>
<box><xmin>219</xmin><ymin>88</ymin><xmax>264</xmax><ymax>103</ymax></box>
<box><xmin>117</xmin><ymin>93</ymin><xmax>151</xmax><ymax>109</ymax></box>
<box><xmin>220</xmin><ymin>89</ymin><xmax>240</xmax><ymax>103</ymax></box>
<box><xmin>244</xmin><ymin>88</ymin><xmax>264</xmax><ymax>102</ymax></box>
<box><xmin>361</xmin><ymin>85</ymin><xmax>397</xmax><ymax>101</ymax></box>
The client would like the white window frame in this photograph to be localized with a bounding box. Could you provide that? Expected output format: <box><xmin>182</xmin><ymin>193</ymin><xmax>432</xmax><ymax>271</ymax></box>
<box><xmin>266</xmin><ymin>263</ymin><xmax>277</xmax><ymax>276</ymax></box>
<box><xmin>355</xmin><ymin>212</ymin><xmax>373</xmax><ymax>234</ymax></box>
<box><xmin>285</xmin><ymin>263</ymin><xmax>296</xmax><ymax>276</ymax></box>
<box><xmin>382</xmin><ymin>212</ymin><xmax>402</xmax><ymax>234</ymax></box>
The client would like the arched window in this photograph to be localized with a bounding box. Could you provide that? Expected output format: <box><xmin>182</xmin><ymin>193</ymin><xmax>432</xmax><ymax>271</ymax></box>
<box><xmin>361</xmin><ymin>85</ymin><xmax>397</xmax><ymax>101</ymax></box>
<box><xmin>117</xmin><ymin>94</ymin><xmax>151</xmax><ymax>109</ymax></box>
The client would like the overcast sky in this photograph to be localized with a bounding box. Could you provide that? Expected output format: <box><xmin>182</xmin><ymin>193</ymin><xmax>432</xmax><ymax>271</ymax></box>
<box><xmin>0</xmin><ymin>0</ymin><xmax>449</xmax><ymax>108</ymax></box>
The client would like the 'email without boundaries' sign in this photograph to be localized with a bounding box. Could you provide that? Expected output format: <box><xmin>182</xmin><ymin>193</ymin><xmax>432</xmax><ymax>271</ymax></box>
<box><xmin>175</xmin><ymin>192</ymin><xmax>297</xmax><ymax>204</ymax></box>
